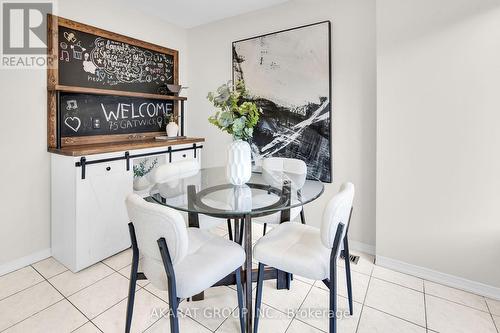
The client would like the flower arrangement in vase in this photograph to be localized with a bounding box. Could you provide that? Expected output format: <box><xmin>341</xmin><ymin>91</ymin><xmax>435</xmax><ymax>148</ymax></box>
<box><xmin>207</xmin><ymin>80</ymin><xmax>261</xmax><ymax>185</ymax></box>
<box><xmin>133</xmin><ymin>157</ymin><xmax>158</xmax><ymax>191</ymax></box>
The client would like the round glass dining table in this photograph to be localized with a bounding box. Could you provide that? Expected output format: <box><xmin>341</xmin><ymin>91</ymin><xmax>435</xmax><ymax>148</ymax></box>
<box><xmin>149</xmin><ymin>166</ymin><xmax>324</xmax><ymax>333</ymax></box>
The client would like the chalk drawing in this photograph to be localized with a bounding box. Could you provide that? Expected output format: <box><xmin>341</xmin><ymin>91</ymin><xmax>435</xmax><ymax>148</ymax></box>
<box><xmin>64</xmin><ymin>116</ymin><xmax>81</xmax><ymax>133</ymax></box>
<box><xmin>71</xmin><ymin>41</ymin><xmax>86</xmax><ymax>60</ymax></box>
<box><xmin>66</xmin><ymin>100</ymin><xmax>78</xmax><ymax>110</ymax></box>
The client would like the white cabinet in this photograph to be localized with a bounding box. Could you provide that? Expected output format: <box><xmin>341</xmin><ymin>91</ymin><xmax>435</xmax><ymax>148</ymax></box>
<box><xmin>51</xmin><ymin>143</ymin><xmax>202</xmax><ymax>272</ymax></box>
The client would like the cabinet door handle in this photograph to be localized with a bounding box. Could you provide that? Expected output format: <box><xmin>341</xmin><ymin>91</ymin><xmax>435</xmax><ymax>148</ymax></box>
<box><xmin>182</xmin><ymin>154</ymin><xmax>187</xmax><ymax>158</ymax></box>
<box><xmin>106</xmin><ymin>166</ymin><xmax>111</xmax><ymax>171</ymax></box>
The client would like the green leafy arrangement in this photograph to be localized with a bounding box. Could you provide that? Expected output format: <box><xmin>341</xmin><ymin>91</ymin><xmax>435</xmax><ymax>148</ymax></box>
<box><xmin>133</xmin><ymin>158</ymin><xmax>158</xmax><ymax>178</ymax></box>
<box><xmin>207</xmin><ymin>81</ymin><xmax>261</xmax><ymax>140</ymax></box>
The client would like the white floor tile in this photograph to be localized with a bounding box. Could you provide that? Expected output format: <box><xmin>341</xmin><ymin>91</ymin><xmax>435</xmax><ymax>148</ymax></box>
<box><xmin>286</xmin><ymin>319</ymin><xmax>324</xmax><ymax>333</ymax></box>
<box><xmin>69</xmin><ymin>272</ymin><xmax>131</xmax><ymax>319</ymax></box>
<box><xmin>118</xmin><ymin>263</ymin><xmax>150</xmax><ymax>287</ymax></box>
<box><xmin>315</xmin><ymin>268</ymin><xmax>370</xmax><ymax>303</ymax></box>
<box><xmin>143</xmin><ymin>282</ymin><xmax>169</xmax><ymax>302</ymax></box>
<box><xmin>0</xmin><ymin>266</ymin><xmax>44</xmax><ymax>300</ymax></box>
<box><xmin>372</xmin><ymin>266</ymin><xmax>423</xmax><ymax>292</ymax></box>
<box><xmin>32</xmin><ymin>257</ymin><xmax>68</xmax><ymax>279</ymax></box>
<box><xmin>261</xmin><ymin>278</ymin><xmax>312</xmax><ymax>314</ymax></box>
<box><xmin>178</xmin><ymin>286</ymin><xmax>238</xmax><ymax>331</ymax></box>
<box><xmin>103</xmin><ymin>248</ymin><xmax>133</xmax><ymax>271</ymax></box>
<box><xmin>493</xmin><ymin>315</ymin><xmax>500</xmax><ymax>331</ymax></box>
<box><xmin>73</xmin><ymin>321</ymin><xmax>102</xmax><ymax>333</ymax></box>
<box><xmin>3</xmin><ymin>299</ymin><xmax>87</xmax><ymax>333</ymax></box>
<box><xmin>426</xmin><ymin>294</ymin><xmax>497</xmax><ymax>333</ymax></box>
<box><xmin>0</xmin><ymin>281</ymin><xmax>63</xmax><ymax>331</ymax></box>
<box><xmin>217</xmin><ymin>304</ymin><xmax>292</xmax><ymax>333</ymax></box>
<box><xmin>144</xmin><ymin>316</ymin><xmax>211</xmax><ymax>333</ymax></box>
<box><xmin>298</xmin><ymin>285</ymin><xmax>361</xmax><ymax>333</ymax></box>
<box><xmin>49</xmin><ymin>262</ymin><xmax>114</xmax><ymax>296</ymax></box>
<box><xmin>365</xmin><ymin>278</ymin><xmax>426</xmax><ymax>327</ymax></box>
<box><xmin>357</xmin><ymin>306</ymin><xmax>426</xmax><ymax>333</ymax></box>
<box><xmin>487</xmin><ymin>298</ymin><xmax>500</xmax><ymax>316</ymax></box>
<box><xmin>93</xmin><ymin>288</ymin><xmax>166</xmax><ymax>333</ymax></box>
<box><xmin>424</xmin><ymin>280</ymin><xmax>489</xmax><ymax>312</ymax></box>
<box><xmin>293</xmin><ymin>275</ymin><xmax>316</xmax><ymax>286</ymax></box>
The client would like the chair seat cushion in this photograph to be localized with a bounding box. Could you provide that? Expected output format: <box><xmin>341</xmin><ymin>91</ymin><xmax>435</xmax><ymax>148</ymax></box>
<box><xmin>252</xmin><ymin>193</ymin><xmax>302</xmax><ymax>225</ymax></box>
<box><xmin>142</xmin><ymin>228</ymin><xmax>245</xmax><ymax>298</ymax></box>
<box><xmin>253</xmin><ymin>223</ymin><xmax>331</xmax><ymax>280</ymax></box>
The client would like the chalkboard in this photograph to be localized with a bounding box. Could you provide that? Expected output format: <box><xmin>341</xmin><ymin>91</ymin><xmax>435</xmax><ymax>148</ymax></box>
<box><xmin>58</xmin><ymin>26</ymin><xmax>175</xmax><ymax>94</ymax></box>
<box><xmin>60</xmin><ymin>93</ymin><xmax>173</xmax><ymax>137</ymax></box>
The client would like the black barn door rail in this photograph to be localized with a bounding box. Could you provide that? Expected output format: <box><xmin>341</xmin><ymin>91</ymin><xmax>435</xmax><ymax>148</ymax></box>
<box><xmin>75</xmin><ymin>144</ymin><xmax>203</xmax><ymax>179</ymax></box>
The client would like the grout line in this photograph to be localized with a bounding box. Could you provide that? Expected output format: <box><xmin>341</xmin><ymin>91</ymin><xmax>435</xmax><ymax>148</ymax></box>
<box><xmin>423</xmin><ymin>279</ymin><xmax>428</xmax><ymax>331</ymax></box>
<box><xmin>354</xmin><ymin>273</ymin><xmax>372</xmax><ymax>333</ymax></box>
<box><xmin>71</xmin><ymin>320</ymin><xmax>100</xmax><ymax>332</ymax></box>
<box><xmin>362</xmin><ymin>304</ymin><xmax>428</xmax><ymax>330</ymax></box>
<box><xmin>486</xmin><ymin>299</ymin><xmax>500</xmax><ymax>333</ymax></box>
<box><xmin>0</xmin><ymin>298</ymin><xmax>67</xmax><ymax>333</ymax></box>
<box><xmin>371</xmin><ymin>275</ymin><xmax>492</xmax><ymax>315</ymax></box>
<box><xmin>424</xmin><ymin>293</ymin><xmax>492</xmax><ymax>314</ymax></box>
<box><xmin>0</xmin><ymin>279</ymin><xmax>46</xmax><ymax>302</ymax></box>
<box><xmin>283</xmin><ymin>281</ymin><xmax>315</xmax><ymax>333</ymax></box>
<box><xmin>31</xmin><ymin>265</ymin><xmax>104</xmax><ymax>332</ymax></box>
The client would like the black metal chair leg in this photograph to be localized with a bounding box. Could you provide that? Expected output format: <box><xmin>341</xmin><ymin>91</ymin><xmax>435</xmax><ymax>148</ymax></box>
<box><xmin>235</xmin><ymin>268</ymin><xmax>245</xmax><ymax>333</ymax></box>
<box><xmin>168</xmin><ymin>294</ymin><xmax>180</xmax><ymax>333</ymax></box>
<box><xmin>263</xmin><ymin>223</ymin><xmax>267</xmax><ymax>236</ymax></box>
<box><xmin>343</xmin><ymin>237</ymin><xmax>353</xmax><ymax>315</ymax></box>
<box><xmin>329</xmin><ymin>264</ymin><xmax>338</xmax><ymax>333</ymax></box>
<box><xmin>328</xmin><ymin>223</ymin><xmax>344</xmax><ymax>333</ymax></box>
<box><xmin>254</xmin><ymin>263</ymin><xmax>265</xmax><ymax>333</ymax></box>
<box><xmin>227</xmin><ymin>219</ymin><xmax>233</xmax><ymax>241</ymax></box>
<box><xmin>158</xmin><ymin>237</ymin><xmax>180</xmax><ymax>333</ymax></box>
<box><xmin>125</xmin><ymin>224</ymin><xmax>139</xmax><ymax>333</ymax></box>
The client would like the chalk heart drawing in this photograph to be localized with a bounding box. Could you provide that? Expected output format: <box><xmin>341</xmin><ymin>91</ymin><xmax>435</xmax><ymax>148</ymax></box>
<box><xmin>65</xmin><ymin>117</ymin><xmax>81</xmax><ymax>133</ymax></box>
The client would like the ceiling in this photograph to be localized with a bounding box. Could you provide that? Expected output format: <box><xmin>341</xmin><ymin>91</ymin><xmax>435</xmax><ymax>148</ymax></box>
<box><xmin>123</xmin><ymin>0</ymin><xmax>291</xmax><ymax>29</ymax></box>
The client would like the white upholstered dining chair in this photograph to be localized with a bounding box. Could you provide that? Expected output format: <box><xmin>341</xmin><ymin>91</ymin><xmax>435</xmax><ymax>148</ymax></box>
<box><xmin>253</xmin><ymin>183</ymin><xmax>355</xmax><ymax>333</ymax></box>
<box><xmin>252</xmin><ymin>157</ymin><xmax>308</xmax><ymax>235</ymax></box>
<box><xmin>124</xmin><ymin>194</ymin><xmax>246</xmax><ymax>333</ymax></box>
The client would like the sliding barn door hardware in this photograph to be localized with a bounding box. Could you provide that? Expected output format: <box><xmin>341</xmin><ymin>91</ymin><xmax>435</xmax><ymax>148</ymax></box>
<box><xmin>75</xmin><ymin>145</ymin><xmax>203</xmax><ymax>179</ymax></box>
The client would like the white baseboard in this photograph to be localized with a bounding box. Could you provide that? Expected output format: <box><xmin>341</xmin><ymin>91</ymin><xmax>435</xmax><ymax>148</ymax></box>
<box><xmin>376</xmin><ymin>255</ymin><xmax>500</xmax><ymax>301</ymax></box>
<box><xmin>349</xmin><ymin>240</ymin><xmax>376</xmax><ymax>256</ymax></box>
<box><xmin>0</xmin><ymin>248</ymin><xmax>51</xmax><ymax>277</ymax></box>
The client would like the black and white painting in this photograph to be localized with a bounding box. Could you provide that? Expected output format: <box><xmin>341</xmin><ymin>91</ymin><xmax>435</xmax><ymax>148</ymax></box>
<box><xmin>233</xmin><ymin>21</ymin><xmax>332</xmax><ymax>182</ymax></box>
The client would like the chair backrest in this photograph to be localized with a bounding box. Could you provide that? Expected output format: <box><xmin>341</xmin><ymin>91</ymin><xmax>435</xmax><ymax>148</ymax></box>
<box><xmin>125</xmin><ymin>193</ymin><xmax>188</xmax><ymax>265</ymax></box>
<box><xmin>320</xmin><ymin>183</ymin><xmax>355</xmax><ymax>249</ymax></box>
<box><xmin>262</xmin><ymin>157</ymin><xmax>307</xmax><ymax>189</ymax></box>
<box><xmin>150</xmin><ymin>159</ymin><xmax>200</xmax><ymax>184</ymax></box>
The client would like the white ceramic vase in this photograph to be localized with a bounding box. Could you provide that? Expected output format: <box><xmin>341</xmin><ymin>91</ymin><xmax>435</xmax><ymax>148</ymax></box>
<box><xmin>226</xmin><ymin>139</ymin><xmax>251</xmax><ymax>185</ymax></box>
<box><xmin>166</xmin><ymin>122</ymin><xmax>179</xmax><ymax>137</ymax></box>
<box><xmin>133</xmin><ymin>176</ymin><xmax>150</xmax><ymax>191</ymax></box>
<box><xmin>232</xmin><ymin>184</ymin><xmax>252</xmax><ymax>211</ymax></box>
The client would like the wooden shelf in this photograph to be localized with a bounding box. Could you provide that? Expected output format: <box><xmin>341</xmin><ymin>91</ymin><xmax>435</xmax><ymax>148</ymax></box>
<box><xmin>50</xmin><ymin>85</ymin><xmax>187</xmax><ymax>101</ymax></box>
<box><xmin>48</xmin><ymin>137</ymin><xmax>204</xmax><ymax>156</ymax></box>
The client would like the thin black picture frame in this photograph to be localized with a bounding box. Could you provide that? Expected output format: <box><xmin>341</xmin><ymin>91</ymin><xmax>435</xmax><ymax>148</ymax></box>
<box><xmin>232</xmin><ymin>20</ymin><xmax>333</xmax><ymax>183</ymax></box>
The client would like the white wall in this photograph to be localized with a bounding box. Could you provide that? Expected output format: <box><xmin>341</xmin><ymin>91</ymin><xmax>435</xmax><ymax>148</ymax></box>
<box><xmin>377</xmin><ymin>0</ymin><xmax>500</xmax><ymax>291</ymax></box>
<box><xmin>0</xmin><ymin>0</ymin><xmax>188</xmax><ymax>271</ymax></box>
<box><xmin>187</xmin><ymin>0</ymin><xmax>377</xmax><ymax>249</ymax></box>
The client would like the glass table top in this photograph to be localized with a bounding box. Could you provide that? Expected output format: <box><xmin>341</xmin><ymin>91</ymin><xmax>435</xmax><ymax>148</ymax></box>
<box><xmin>150</xmin><ymin>166</ymin><xmax>324</xmax><ymax>217</ymax></box>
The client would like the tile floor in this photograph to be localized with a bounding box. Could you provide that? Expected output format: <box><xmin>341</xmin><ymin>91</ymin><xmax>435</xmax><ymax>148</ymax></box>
<box><xmin>1</xmin><ymin>223</ymin><xmax>499</xmax><ymax>333</ymax></box>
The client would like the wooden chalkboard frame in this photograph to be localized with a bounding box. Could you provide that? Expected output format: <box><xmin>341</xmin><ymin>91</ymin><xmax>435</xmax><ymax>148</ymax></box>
<box><xmin>47</xmin><ymin>14</ymin><xmax>182</xmax><ymax>148</ymax></box>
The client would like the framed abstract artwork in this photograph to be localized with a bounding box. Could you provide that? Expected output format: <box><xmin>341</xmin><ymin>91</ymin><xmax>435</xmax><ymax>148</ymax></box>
<box><xmin>232</xmin><ymin>21</ymin><xmax>332</xmax><ymax>182</ymax></box>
